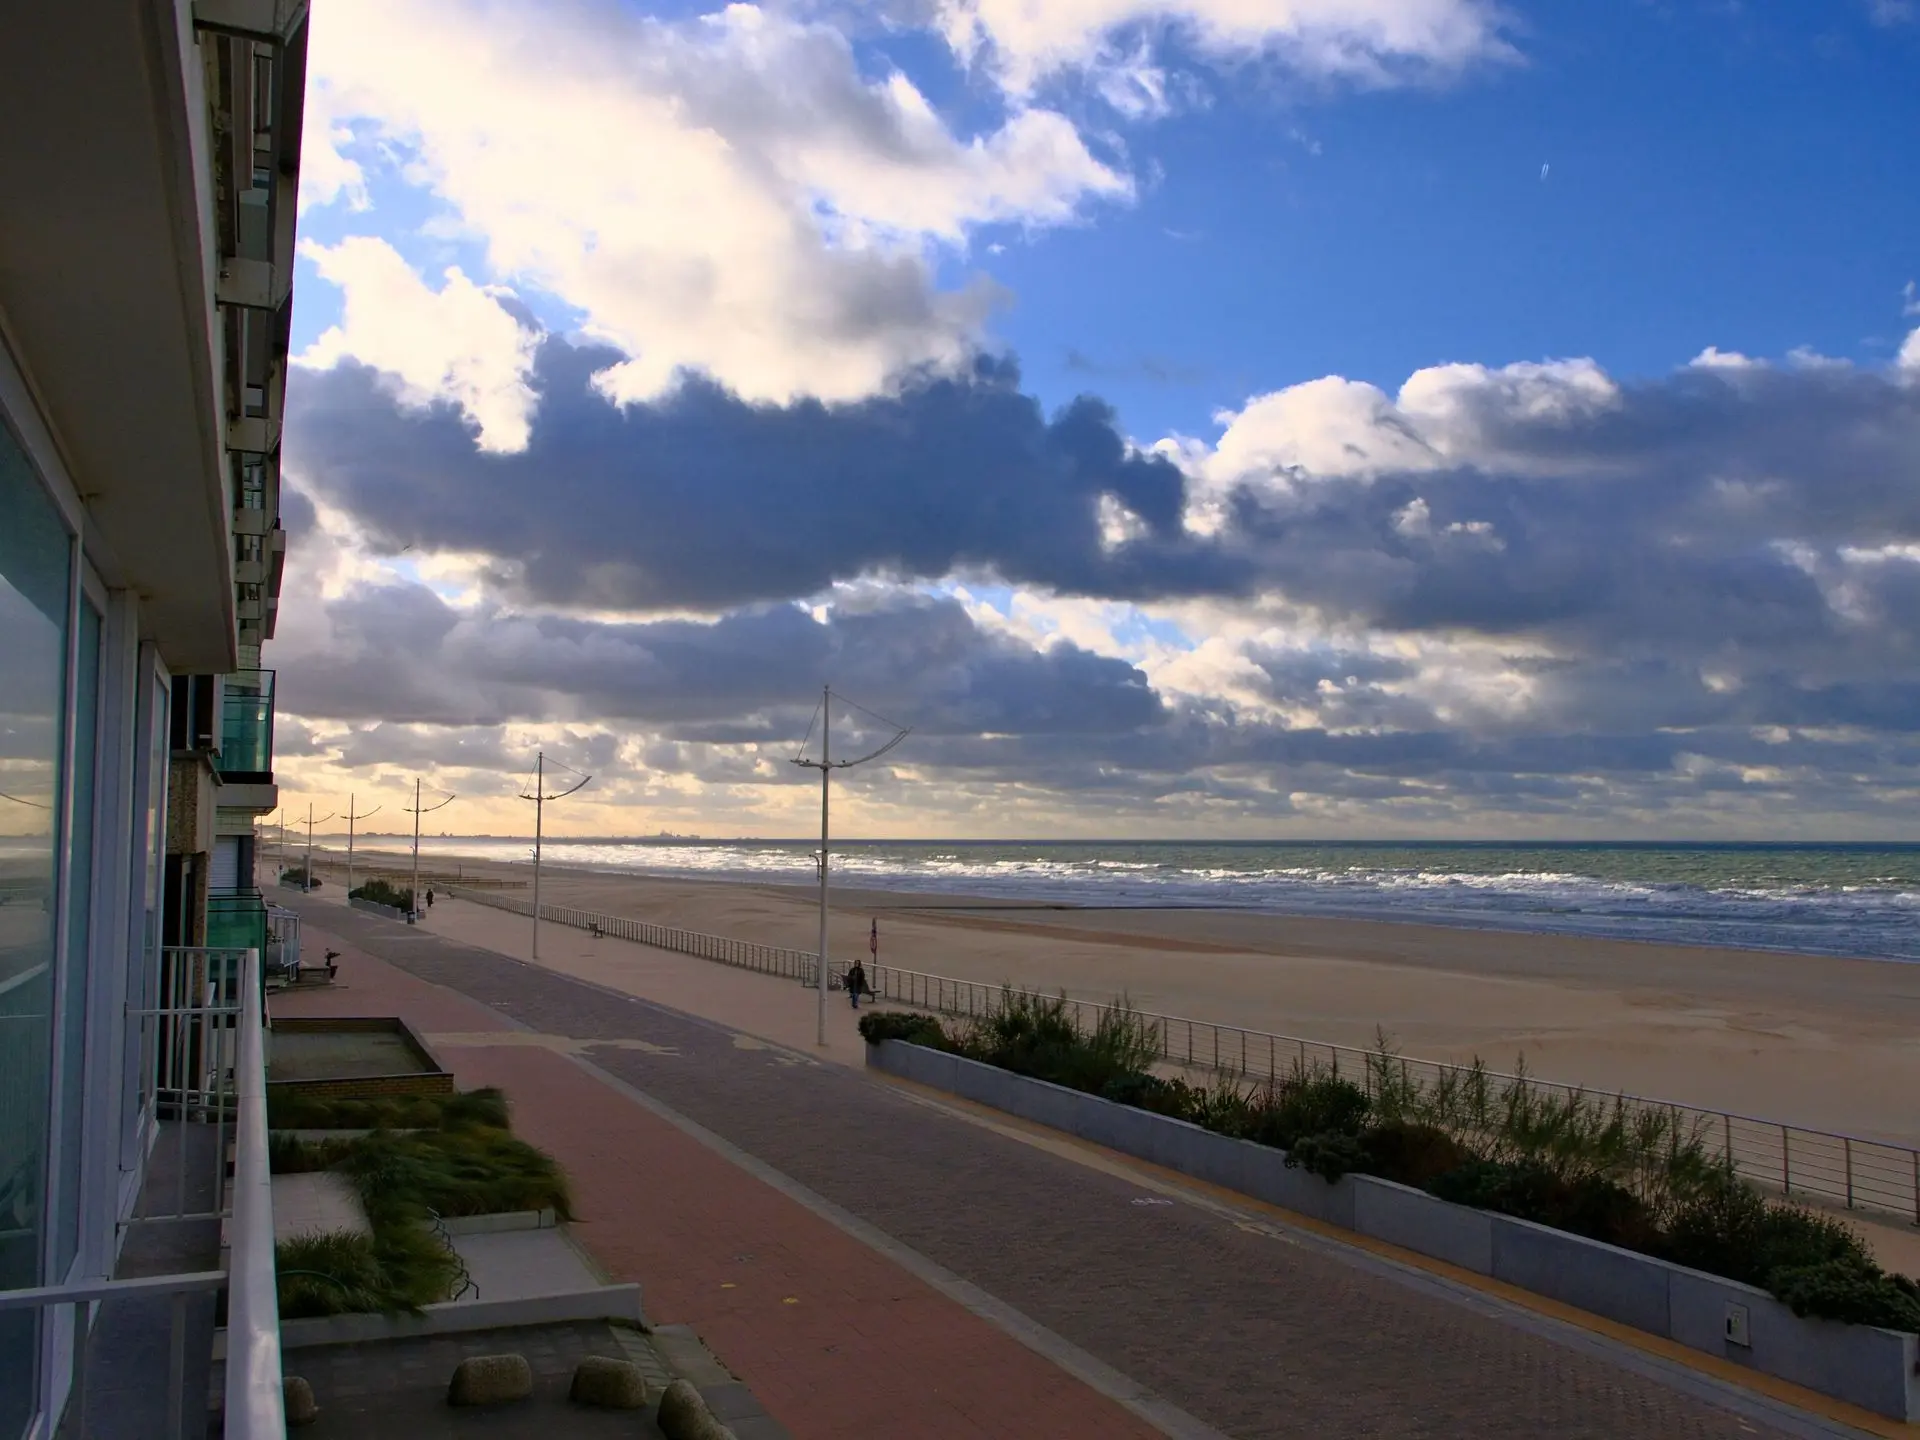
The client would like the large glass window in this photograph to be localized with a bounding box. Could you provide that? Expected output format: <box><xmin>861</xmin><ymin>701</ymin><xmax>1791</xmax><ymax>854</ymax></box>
<box><xmin>53</xmin><ymin>599</ymin><xmax>99</xmax><ymax>1276</ymax></box>
<box><xmin>0</xmin><ymin>422</ymin><xmax>71</xmax><ymax>1440</ymax></box>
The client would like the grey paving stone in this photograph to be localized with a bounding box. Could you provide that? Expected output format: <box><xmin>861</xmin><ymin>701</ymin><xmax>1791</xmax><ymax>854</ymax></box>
<box><xmin>312</xmin><ymin>900</ymin><xmax>1830</xmax><ymax>1440</ymax></box>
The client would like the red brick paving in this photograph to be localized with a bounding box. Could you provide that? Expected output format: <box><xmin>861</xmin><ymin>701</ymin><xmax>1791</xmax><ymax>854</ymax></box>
<box><xmin>274</xmin><ymin>922</ymin><xmax>1161</xmax><ymax>1440</ymax></box>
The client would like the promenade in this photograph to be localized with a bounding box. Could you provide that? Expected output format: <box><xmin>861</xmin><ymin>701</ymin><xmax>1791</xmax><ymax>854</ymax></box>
<box><xmin>274</xmin><ymin>891</ymin><xmax>1886</xmax><ymax>1439</ymax></box>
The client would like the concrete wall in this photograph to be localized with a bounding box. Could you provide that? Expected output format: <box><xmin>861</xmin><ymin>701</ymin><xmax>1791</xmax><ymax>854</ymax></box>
<box><xmin>869</xmin><ymin>1040</ymin><xmax>1919</xmax><ymax>1422</ymax></box>
<box><xmin>348</xmin><ymin>896</ymin><xmax>410</xmax><ymax>923</ymax></box>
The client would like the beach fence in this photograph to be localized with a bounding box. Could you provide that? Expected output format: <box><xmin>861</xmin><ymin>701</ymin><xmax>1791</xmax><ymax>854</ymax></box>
<box><xmin>444</xmin><ymin>885</ymin><xmax>1920</xmax><ymax>1228</ymax></box>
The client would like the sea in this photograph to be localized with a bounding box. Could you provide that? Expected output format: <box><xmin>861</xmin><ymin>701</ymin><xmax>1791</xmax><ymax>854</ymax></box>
<box><xmin>410</xmin><ymin>838</ymin><xmax>1920</xmax><ymax>964</ymax></box>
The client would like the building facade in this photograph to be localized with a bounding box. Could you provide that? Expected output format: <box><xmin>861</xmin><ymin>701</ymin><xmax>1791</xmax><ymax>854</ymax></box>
<box><xmin>0</xmin><ymin>3</ymin><xmax>307</xmax><ymax>1436</ymax></box>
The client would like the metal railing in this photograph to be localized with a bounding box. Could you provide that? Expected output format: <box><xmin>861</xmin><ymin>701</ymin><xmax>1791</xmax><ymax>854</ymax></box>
<box><xmin>0</xmin><ymin>1270</ymin><xmax>228</xmax><ymax>1440</ymax></box>
<box><xmin>448</xmin><ymin>886</ymin><xmax>1920</xmax><ymax>1228</ymax></box>
<box><xmin>0</xmin><ymin>947</ymin><xmax>283</xmax><ymax>1440</ymax></box>
<box><xmin>224</xmin><ymin>946</ymin><xmax>286</xmax><ymax>1439</ymax></box>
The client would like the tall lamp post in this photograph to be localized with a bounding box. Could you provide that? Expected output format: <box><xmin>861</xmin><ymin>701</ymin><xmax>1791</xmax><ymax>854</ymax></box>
<box><xmin>790</xmin><ymin>686</ymin><xmax>908</xmax><ymax>1046</ymax></box>
<box><xmin>518</xmin><ymin>751</ymin><xmax>592</xmax><ymax>961</ymax></box>
<box><xmin>405</xmin><ymin>779</ymin><xmax>456</xmax><ymax>921</ymax></box>
<box><xmin>301</xmin><ymin>803</ymin><xmax>336</xmax><ymax>892</ymax></box>
<box><xmin>343</xmin><ymin>794</ymin><xmax>381</xmax><ymax>899</ymax></box>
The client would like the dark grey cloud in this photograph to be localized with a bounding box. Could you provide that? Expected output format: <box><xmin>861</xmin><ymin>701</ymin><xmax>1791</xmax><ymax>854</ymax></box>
<box><xmin>276</xmin><ymin>584</ymin><xmax>1166</xmax><ymax>740</ymax></box>
<box><xmin>278</xmin><ymin>337</ymin><xmax>1920</xmax><ymax>823</ymax></box>
<box><xmin>288</xmin><ymin>342</ymin><xmax>1225</xmax><ymax>614</ymax></box>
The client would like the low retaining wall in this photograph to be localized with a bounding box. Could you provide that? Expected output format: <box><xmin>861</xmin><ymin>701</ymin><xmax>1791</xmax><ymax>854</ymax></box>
<box><xmin>266</xmin><ymin>1281</ymin><xmax>646</xmax><ymax>1351</ymax></box>
<box><xmin>348</xmin><ymin>896</ymin><xmax>411</xmax><ymax>922</ymax></box>
<box><xmin>266</xmin><ymin>1016</ymin><xmax>456</xmax><ymax>1101</ymax></box>
<box><xmin>870</xmin><ymin>1040</ymin><xmax>1920</xmax><ymax>1422</ymax></box>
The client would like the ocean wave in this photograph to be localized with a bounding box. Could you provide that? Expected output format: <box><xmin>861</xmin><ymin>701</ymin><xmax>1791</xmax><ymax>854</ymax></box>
<box><xmin>417</xmin><ymin>838</ymin><xmax>1920</xmax><ymax>962</ymax></box>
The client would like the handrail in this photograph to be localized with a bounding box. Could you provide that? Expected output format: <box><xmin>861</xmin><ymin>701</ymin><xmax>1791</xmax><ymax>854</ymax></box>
<box><xmin>225</xmin><ymin>946</ymin><xmax>285</xmax><ymax>1439</ymax></box>
<box><xmin>444</xmin><ymin>885</ymin><xmax>1920</xmax><ymax>1227</ymax></box>
<box><xmin>0</xmin><ymin>1270</ymin><xmax>229</xmax><ymax>1310</ymax></box>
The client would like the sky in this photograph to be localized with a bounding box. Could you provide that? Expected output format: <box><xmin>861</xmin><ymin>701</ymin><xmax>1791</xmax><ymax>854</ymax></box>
<box><xmin>273</xmin><ymin>0</ymin><xmax>1920</xmax><ymax>841</ymax></box>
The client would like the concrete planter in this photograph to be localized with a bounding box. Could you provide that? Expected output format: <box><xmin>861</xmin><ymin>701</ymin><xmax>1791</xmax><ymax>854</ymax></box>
<box><xmin>348</xmin><ymin>895</ymin><xmax>411</xmax><ymax>922</ymax></box>
<box><xmin>868</xmin><ymin>1039</ymin><xmax>1920</xmax><ymax>1422</ymax></box>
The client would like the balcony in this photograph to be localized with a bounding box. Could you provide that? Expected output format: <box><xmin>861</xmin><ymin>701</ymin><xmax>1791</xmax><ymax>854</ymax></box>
<box><xmin>206</xmin><ymin>889</ymin><xmax>268</xmax><ymax>956</ymax></box>
<box><xmin>0</xmin><ymin>947</ymin><xmax>283</xmax><ymax>1439</ymax></box>
<box><xmin>217</xmin><ymin>668</ymin><xmax>274</xmax><ymax>783</ymax></box>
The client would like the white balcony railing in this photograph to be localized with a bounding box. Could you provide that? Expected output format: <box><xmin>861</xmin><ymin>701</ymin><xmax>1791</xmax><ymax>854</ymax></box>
<box><xmin>0</xmin><ymin>947</ymin><xmax>283</xmax><ymax>1440</ymax></box>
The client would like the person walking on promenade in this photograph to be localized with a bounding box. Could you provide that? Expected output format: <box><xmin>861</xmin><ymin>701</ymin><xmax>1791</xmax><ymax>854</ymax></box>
<box><xmin>845</xmin><ymin>958</ymin><xmax>867</xmax><ymax>1009</ymax></box>
<box><xmin>426</xmin><ymin>887</ymin><xmax>435</xmax><ymax>910</ymax></box>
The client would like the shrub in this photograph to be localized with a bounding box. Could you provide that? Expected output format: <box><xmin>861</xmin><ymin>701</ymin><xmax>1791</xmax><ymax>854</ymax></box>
<box><xmin>857</xmin><ymin>1011</ymin><xmax>949</xmax><ymax>1048</ymax></box>
<box><xmin>1663</xmin><ymin>1170</ymin><xmax>1869</xmax><ymax>1287</ymax></box>
<box><xmin>349</xmin><ymin>877</ymin><xmax>414</xmax><ymax>911</ymax></box>
<box><xmin>953</xmin><ymin>991</ymin><xmax>1160</xmax><ymax>1097</ymax></box>
<box><xmin>1236</xmin><ymin>1071</ymin><xmax>1371</xmax><ymax>1152</ymax></box>
<box><xmin>1424</xmin><ymin>1156</ymin><xmax>1658</xmax><ymax>1249</ymax></box>
<box><xmin>1286</xmin><ymin>1131</ymin><xmax>1369</xmax><ymax>1183</ymax></box>
<box><xmin>1357</xmin><ymin>1121</ymin><xmax>1473</xmax><ymax>1190</ymax></box>
<box><xmin>280</xmin><ymin>867</ymin><xmax>318</xmax><ymax>887</ymax></box>
<box><xmin>267</xmin><ymin>1086</ymin><xmax>504</xmax><ymax>1132</ymax></box>
<box><xmin>1768</xmin><ymin>1256</ymin><xmax>1920</xmax><ymax>1332</ymax></box>
<box><xmin>440</xmin><ymin>1086</ymin><xmax>511</xmax><ymax>1131</ymax></box>
<box><xmin>275</xmin><ymin>1227</ymin><xmax>458</xmax><ymax>1317</ymax></box>
<box><xmin>1100</xmin><ymin>1071</ymin><xmax>1187</xmax><ymax>1114</ymax></box>
<box><xmin>342</xmin><ymin>1126</ymin><xmax>573</xmax><ymax>1222</ymax></box>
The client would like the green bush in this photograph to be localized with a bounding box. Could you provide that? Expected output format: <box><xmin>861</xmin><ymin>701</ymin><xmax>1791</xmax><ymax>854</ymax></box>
<box><xmin>952</xmin><ymin>991</ymin><xmax>1161</xmax><ymax>1097</ymax></box>
<box><xmin>1768</xmin><ymin>1256</ymin><xmax>1920</xmax><ymax>1332</ymax></box>
<box><xmin>269</xmin><ymin>1086</ymin><xmax>566</xmax><ymax>1318</ymax></box>
<box><xmin>1286</xmin><ymin>1131</ymin><xmax>1369</xmax><ymax>1183</ymax></box>
<box><xmin>342</xmin><ymin>1126</ymin><xmax>573</xmax><ymax>1222</ymax></box>
<box><xmin>275</xmin><ymin>1227</ymin><xmax>459</xmax><ymax>1317</ymax></box>
<box><xmin>1427</xmin><ymin>1157</ymin><xmax>1655</xmax><ymax>1249</ymax></box>
<box><xmin>280</xmin><ymin>867</ymin><xmax>318</xmax><ymax>887</ymax></box>
<box><xmin>349</xmin><ymin>877</ymin><xmax>414</xmax><ymax>910</ymax></box>
<box><xmin>268</xmin><ymin>1085</ymin><xmax>508</xmax><ymax>1132</ymax></box>
<box><xmin>1357</xmin><ymin>1121</ymin><xmax>1474</xmax><ymax>1190</ymax></box>
<box><xmin>857</xmin><ymin>1011</ymin><xmax>950</xmax><ymax>1047</ymax></box>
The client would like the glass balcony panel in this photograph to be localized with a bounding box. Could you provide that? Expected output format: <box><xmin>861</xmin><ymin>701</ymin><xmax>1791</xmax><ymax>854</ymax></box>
<box><xmin>218</xmin><ymin>670</ymin><xmax>274</xmax><ymax>778</ymax></box>
<box><xmin>204</xmin><ymin>891</ymin><xmax>267</xmax><ymax>960</ymax></box>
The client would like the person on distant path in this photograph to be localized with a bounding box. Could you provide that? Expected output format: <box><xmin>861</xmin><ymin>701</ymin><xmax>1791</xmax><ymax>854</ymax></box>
<box><xmin>426</xmin><ymin>887</ymin><xmax>435</xmax><ymax>909</ymax></box>
<box><xmin>845</xmin><ymin>958</ymin><xmax>867</xmax><ymax>1009</ymax></box>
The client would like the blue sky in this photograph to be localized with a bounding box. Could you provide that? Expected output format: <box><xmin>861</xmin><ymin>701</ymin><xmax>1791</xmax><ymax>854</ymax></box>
<box><xmin>291</xmin><ymin>2</ymin><xmax>1920</xmax><ymax>443</ymax></box>
<box><xmin>996</xmin><ymin>2</ymin><xmax>1920</xmax><ymax>435</ymax></box>
<box><xmin>274</xmin><ymin>0</ymin><xmax>1920</xmax><ymax>838</ymax></box>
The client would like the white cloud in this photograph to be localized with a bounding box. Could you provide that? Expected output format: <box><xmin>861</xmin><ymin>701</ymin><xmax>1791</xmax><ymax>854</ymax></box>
<box><xmin>303</xmin><ymin>0</ymin><xmax>1130</xmax><ymax>408</ymax></box>
<box><xmin>1690</xmin><ymin>345</ymin><xmax>1760</xmax><ymax>370</ymax></box>
<box><xmin>296</xmin><ymin>237</ymin><xmax>539</xmax><ymax>452</ymax></box>
<box><xmin>936</xmin><ymin>0</ymin><xmax>1514</xmax><ymax>103</ymax></box>
<box><xmin>1395</xmin><ymin>357</ymin><xmax>1621</xmax><ymax>457</ymax></box>
<box><xmin>1205</xmin><ymin>376</ymin><xmax>1442</xmax><ymax>485</ymax></box>
<box><xmin>1900</xmin><ymin>325</ymin><xmax>1920</xmax><ymax>374</ymax></box>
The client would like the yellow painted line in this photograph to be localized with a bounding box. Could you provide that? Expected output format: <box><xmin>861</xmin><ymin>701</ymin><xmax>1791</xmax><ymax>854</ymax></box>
<box><xmin>874</xmin><ymin>1071</ymin><xmax>1918</xmax><ymax>1440</ymax></box>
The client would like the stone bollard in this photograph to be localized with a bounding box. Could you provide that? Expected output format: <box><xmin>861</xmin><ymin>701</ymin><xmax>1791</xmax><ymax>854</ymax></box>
<box><xmin>569</xmin><ymin>1355</ymin><xmax>650</xmax><ymax>1409</ymax></box>
<box><xmin>656</xmin><ymin>1377</ymin><xmax>737</xmax><ymax>1440</ymax></box>
<box><xmin>447</xmin><ymin>1353</ymin><xmax>534</xmax><ymax>1406</ymax></box>
<box><xmin>282</xmin><ymin>1375</ymin><xmax>319</xmax><ymax>1427</ymax></box>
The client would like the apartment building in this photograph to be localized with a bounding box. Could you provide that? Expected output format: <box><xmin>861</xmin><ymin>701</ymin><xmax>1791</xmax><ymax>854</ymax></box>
<box><xmin>0</xmin><ymin>3</ymin><xmax>308</xmax><ymax>1436</ymax></box>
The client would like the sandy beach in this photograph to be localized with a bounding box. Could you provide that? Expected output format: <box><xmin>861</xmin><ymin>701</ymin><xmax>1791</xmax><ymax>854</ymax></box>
<box><xmin>298</xmin><ymin>842</ymin><xmax>1920</xmax><ymax>1151</ymax></box>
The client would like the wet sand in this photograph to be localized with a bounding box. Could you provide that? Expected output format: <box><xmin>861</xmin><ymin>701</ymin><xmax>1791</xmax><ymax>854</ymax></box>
<box><xmin>306</xmin><ymin>844</ymin><xmax>1920</xmax><ymax>1148</ymax></box>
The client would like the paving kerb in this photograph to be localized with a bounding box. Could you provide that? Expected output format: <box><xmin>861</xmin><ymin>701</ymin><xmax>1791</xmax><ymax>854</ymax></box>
<box><xmin>273</xmin><ymin>904</ymin><xmax>1171</xmax><ymax>1440</ymax></box>
<box><xmin>278</xmin><ymin>902</ymin><xmax>1881</xmax><ymax>1440</ymax></box>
